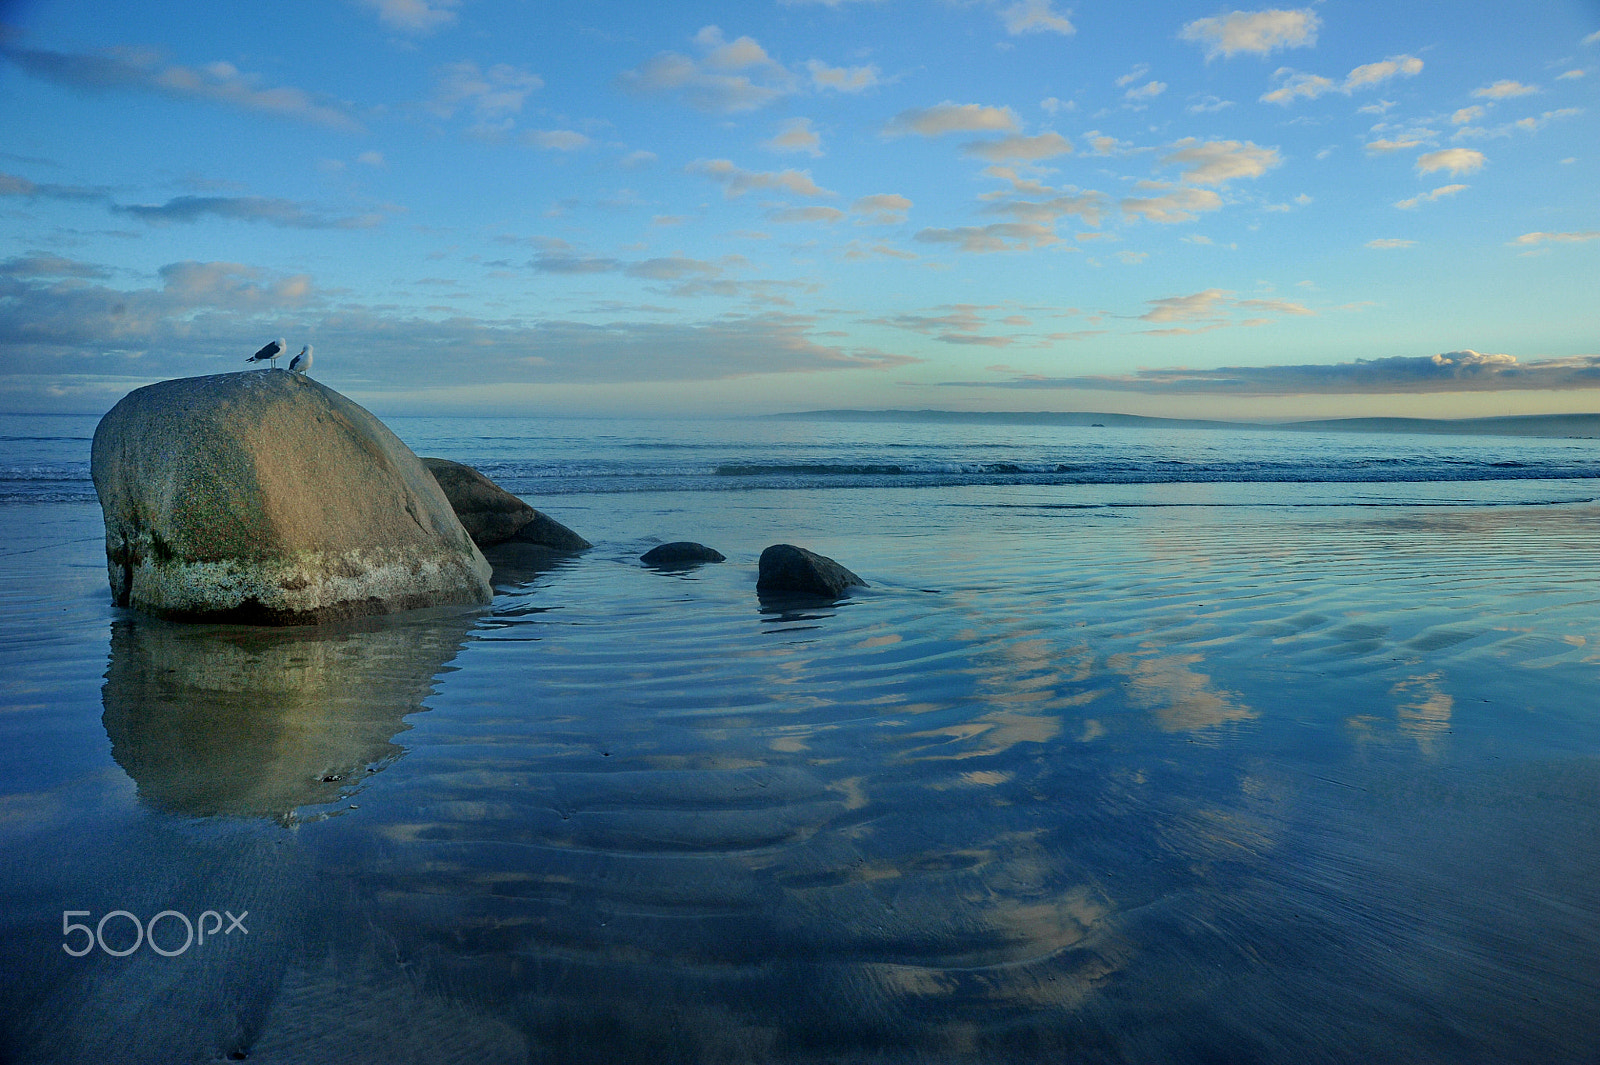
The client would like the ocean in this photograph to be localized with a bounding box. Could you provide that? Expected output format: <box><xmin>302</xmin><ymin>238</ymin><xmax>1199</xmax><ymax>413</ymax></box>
<box><xmin>3</xmin><ymin>410</ymin><xmax>1600</xmax><ymax>1063</ymax></box>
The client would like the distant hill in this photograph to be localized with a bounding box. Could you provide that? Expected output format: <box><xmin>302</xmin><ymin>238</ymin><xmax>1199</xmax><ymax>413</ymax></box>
<box><xmin>770</xmin><ymin>409</ymin><xmax>1600</xmax><ymax>439</ymax></box>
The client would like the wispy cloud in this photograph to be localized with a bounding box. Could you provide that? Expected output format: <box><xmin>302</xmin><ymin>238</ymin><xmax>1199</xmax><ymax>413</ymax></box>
<box><xmin>357</xmin><ymin>0</ymin><xmax>460</xmax><ymax>35</ymax></box>
<box><xmin>1261</xmin><ymin>54</ymin><xmax>1422</xmax><ymax>104</ymax></box>
<box><xmin>616</xmin><ymin>26</ymin><xmax>796</xmax><ymax>113</ymax></box>
<box><xmin>111</xmin><ymin>195</ymin><xmax>385</xmax><ymax>229</ymax></box>
<box><xmin>1180</xmin><ymin>8</ymin><xmax>1320</xmax><ymax>60</ymax></box>
<box><xmin>427</xmin><ymin>61</ymin><xmax>543</xmax><ymax>135</ymax></box>
<box><xmin>883</xmin><ymin>102</ymin><xmax>1020</xmax><ymax>137</ymax></box>
<box><xmin>1395</xmin><ymin>184</ymin><xmax>1467</xmax><ymax>209</ymax></box>
<box><xmin>945</xmin><ymin>350</ymin><xmax>1600</xmax><ymax>394</ymax></box>
<box><xmin>687</xmin><ymin>159</ymin><xmax>835</xmax><ymax>198</ymax></box>
<box><xmin>1120</xmin><ymin>183</ymin><xmax>1223</xmax><ymax>224</ymax></box>
<box><xmin>1159</xmin><ymin>138</ymin><xmax>1281</xmax><ymax>185</ymax></box>
<box><xmin>0</xmin><ymin>41</ymin><xmax>363</xmax><ymax>131</ymax></box>
<box><xmin>913</xmin><ymin>223</ymin><xmax>1059</xmax><ymax>253</ymax></box>
<box><xmin>1416</xmin><ymin>148</ymin><xmax>1486</xmax><ymax>176</ymax></box>
<box><xmin>1509</xmin><ymin>231</ymin><xmax>1600</xmax><ymax>247</ymax></box>
<box><xmin>999</xmin><ymin>0</ymin><xmax>1075</xmax><ymax>36</ymax></box>
<box><xmin>1366</xmin><ymin>238</ymin><xmax>1417</xmax><ymax>249</ymax></box>
<box><xmin>1472</xmin><ymin>79</ymin><xmax>1539</xmax><ymax>99</ymax></box>
<box><xmin>765</xmin><ymin>117</ymin><xmax>823</xmax><ymax>156</ymax></box>
<box><xmin>806</xmin><ymin>59</ymin><xmax>879</xmax><ymax>93</ymax></box>
<box><xmin>852</xmin><ymin>193</ymin><xmax>912</xmax><ymax>224</ymax></box>
<box><xmin>960</xmin><ymin>132</ymin><xmax>1072</xmax><ymax>162</ymax></box>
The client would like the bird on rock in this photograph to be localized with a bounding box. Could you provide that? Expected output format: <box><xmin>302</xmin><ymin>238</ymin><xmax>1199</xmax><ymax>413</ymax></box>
<box><xmin>289</xmin><ymin>344</ymin><xmax>313</xmax><ymax>374</ymax></box>
<box><xmin>247</xmin><ymin>338</ymin><xmax>286</xmax><ymax>369</ymax></box>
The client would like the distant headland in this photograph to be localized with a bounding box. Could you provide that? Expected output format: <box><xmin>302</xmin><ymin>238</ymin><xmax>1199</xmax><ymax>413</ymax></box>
<box><xmin>769</xmin><ymin>409</ymin><xmax>1600</xmax><ymax>439</ymax></box>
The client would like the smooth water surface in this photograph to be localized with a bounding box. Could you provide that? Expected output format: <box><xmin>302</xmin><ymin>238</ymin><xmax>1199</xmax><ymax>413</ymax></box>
<box><xmin>3</xmin><ymin>415</ymin><xmax>1600</xmax><ymax>1063</ymax></box>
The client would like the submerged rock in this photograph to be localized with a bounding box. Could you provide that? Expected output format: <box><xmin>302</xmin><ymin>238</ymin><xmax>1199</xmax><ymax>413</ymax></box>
<box><xmin>91</xmin><ymin>371</ymin><xmax>492</xmax><ymax>623</ymax></box>
<box><xmin>641</xmin><ymin>541</ymin><xmax>726</xmax><ymax>567</ymax></box>
<box><xmin>422</xmin><ymin>456</ymin><xmax>590</xmax><ymax>551</ymax></box>
<box><xmin>756</xmin><ymin>544</ymin><xmax>866</xmax><ymax>599</ymax></box>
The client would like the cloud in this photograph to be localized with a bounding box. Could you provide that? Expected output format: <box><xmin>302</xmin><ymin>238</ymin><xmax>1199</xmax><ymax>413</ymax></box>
<box><xmin>0</xmin><ymin>258</ymin><xmax>918</xmax><ymax>389</ymax></box>
<box><xmin>357</xmin><ymin>0</ymin><xmax>459</xmax><ymax>34</ymax></box>
<box><xmin>867</xmin><ymin>304</ymin><xmax>1025</xmax><ymax>346</ymax></box>
<box><xmin>984</xmin><ymin>188</ymin><xmax>1107</xmax><ymax>226</ymax></box>
<box><xmin>1343</xmin><ymin>55</ymin><xmax>1423</xmax><ymax>90</ymax></box>
<box><xmin>766</xmin><ymin>118</ymin><xmax>823</xmax><ymax>156</ymax></box>
<box><xmin>616</xmin><ymin>27</ymin><xmax>796</xmax><ymax>113</ymax></box>
<box><xmin>0</xmin><ymin>42</ymin><xmax>363</xmax><ymax>131</ymax></box>
<box><xmin>427</xmin><ymin>61</ymin><xmax>543</xmax><ymax>135</ymax></box>
<box><xmin>960</xmin><ymin>131</ymin><xmax>1073</xmax><ymax>162</ymax></box>
<box><xmin>1262</xmin><ymin>54</ymin><xmax>1423</xmax><ymax>104</ymax></box>
<box><xmin>1159</xmin><ymin>138</ymin><xmax>1281</xmax><ymax>185</ymax></box>
<box><xmin>1139</xmin><ymin>288</ymin><xmax>1234</xmax><ymax>323</ymax></box>
<box><xmin>1180</xmin><ymin>9</ymin><xmax>1320</xmax><ymax>60</ymax></box>
<box><xmin>521</xmin><ymin>129</ymin><xmax>592</xmax><ymax>151</ymax></box>
<box><xmin>1365</xmin><ymin>238</ymin><xmax>1417</xmax><ymax>249</ymax></box>
<box><xmin>946</xmin><ymin>350</ymin><xmax>1600</xmax><ymax>395</ymax></box>
<box><xmin>1416</xmin><ymin>148</ymin><xmax>1485</xmax><ymax>175</ymax></box>
<box><xmin>1452</xmin><ymin>107</ymin><xmax>1583</xmax><ymax>140</ymax></box>
<box><xmin>1259</xmin><ymin>70</ymin><xmax>1336</xmax><ymax>104</ymax></box>
<box><xmin>883</xmin><ymin>102</ymin><xmax>1020</xmax><ymax>137</ymax></box>
<box><xmin>1187</xmin><ymin>95</ymin><xmax>1235</xmax><ymax>113</ymax></box>
<box><xmin>806</xmin><ymin>60</ymin><xmax>880</xmax><ymax>92</ymax></box>
<box><xmin>1509</xmin><ymin>231</ymin><xmax>1600</xmax><ymax>246</ymax></box>
<box><xmin>1451</xmin><ymin>105</ymin><xmax>1485</xmax><ymax>125</ymax></box>
<box><xmin>1473</xmin><ymin>79</ymin><xmax>1538</xmax><ymax>99</ymax></box>
<box><xmin>687</xmin><ymin>159</ymin><xmax>835</xmax><ymax>199</ymax></box>
<box><xmin>619</xmin><ymin>150</ymin><xmax>657</xmax><ymax>169</ymax></box>
<box><xmin>1557</xmin><ymin>69</ymin><xmax>1586</xmax><ymax>80</ymax></box>
<box><xmin>851</xmin><ymin>193</ymin><xmax>912</xmax><ymax>224</ymax></box>
<box><xmin>1366</xmin><ymin>137</ymin><xmax>1424</xmax><ymax>153</ymax></box>
<box><xmin>1395</xmin><ymin>184</ymin><xmax>1467</xmax><ymax>209</ymax></box>
<box><xmin>767</xmin><ymin>205</ymin><xmax>845</xmax><ymax>224</ymax></box>
<box><xmin>1124</xmin><ymin>81</ymin><xmax>1167</xmax><ymax>102</ymax></box>
<box><xmin>0</xmin><ymin>171</ymin><xmax>105</xmax><ymax>201</ymax></box>
<box><xmin>913</xmin><ymin>223</ymin><xmax>1059</xmax><ymax>253</ymax></box>
<box><xmin>1120</xmin><ymin>184</ymin><xmax>1223</xmax><ymax>224</ymax></box>
<box><xmin>0</xmin><ymin>253</ymin><xmax>110</xmax><ymax>279</ymax></box>
<box><xmin>999</xmin><ymin>0</ymin><xmax>1076</xmax><ymax>36</ymax></box>
<box><xmin>111</xmin><ymin>195</ymin><xmax>384</xmax><ymax>229</ymax></box>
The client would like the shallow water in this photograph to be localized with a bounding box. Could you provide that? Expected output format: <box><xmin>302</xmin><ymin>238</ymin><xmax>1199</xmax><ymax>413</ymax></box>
<box><xmin>3</xmin><ymin>418</ymin><xmax>1600</xmax><ymax>1063</ymax></box>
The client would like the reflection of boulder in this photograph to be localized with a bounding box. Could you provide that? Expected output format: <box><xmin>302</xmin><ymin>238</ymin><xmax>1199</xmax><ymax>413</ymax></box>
<box><xmin>91</xmin><ymin>372</ymin><xmax>491</xmax><ymax>624</ymax></box>
<box><xmin>101</xmin><ymin>611</ymin><xmax>475</xmax><ymax>818</ymax></box>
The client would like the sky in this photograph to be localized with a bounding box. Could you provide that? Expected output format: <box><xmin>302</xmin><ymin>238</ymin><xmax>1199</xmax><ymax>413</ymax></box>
<box><xmin>0</xmin><ymin>0</ymin><xmax>1597</xmax><ymax>419</ymax></box>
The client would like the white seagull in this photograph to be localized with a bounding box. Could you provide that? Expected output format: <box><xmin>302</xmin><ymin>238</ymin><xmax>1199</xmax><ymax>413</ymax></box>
<box><xmin>247</xmin><ymin>337</ymin><xmax>287</xmax><ymax>369</ymax></box>
<box><xmin>289</xmin><ymin>344</ymin><xmax>313</xmax><ymax>374</ymax></box>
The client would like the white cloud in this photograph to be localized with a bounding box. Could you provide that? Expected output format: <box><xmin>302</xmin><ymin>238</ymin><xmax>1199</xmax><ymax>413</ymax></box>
<box><xmin>766</xmin><ymin>118</ymin><xmax>823</xmax><ymax>156</ymax></box>
<box><xmin>1451</xmin><ymin>105</ymin><xmax>1485</xmax><ymax>125</ymax></box>
<box><xmin>1585</xmin><ymin>30</ymin><xmax>1600</xmax><ymax>46</ymax></box>
<box><xmin>806</xmin><ymin>59</ymin><xmax>879</xmax><ymax>92</ymax></box>
<box><xmin>852</xmin><ymin>193</ymin><xmax>912</xmax><ymax>224</ymax></box>
<box><xmin>1395</xmin><ymin>184</ymin><xmax>1467</xmax><ymax>209</ymax></box>
<box><xmin>1366</xmin><ymin>137</ymin><xmax>1423</xmax><ymax>153</ymax></box>
<box><xmin>428</xmin><ymin>61</ymin><xmax>543</xmax><ymax>132</ymax></box>
<box><xmin>1510</xmin><ymin>230</ymin><xmax>1600</xmax><ymax>246</ymax></box>
<box><xmin>358</xmin><ymin>0</ymin><xmax>459</xmax><ymax>35</ymax></box>
<box><xmin>961</xmin><ymin>131</ymin><xmax>1073</xmax><ymax>162</ymax></box>
<box><xmin>1000</xmin><ymin>0</ymin><xmax>1075</xmax><ymax>35</ymax></box>
<box><xmin>1473</xmin><ymin>79</ymin><xmax>1538</xmax><ymax>99</ymax></box>
<box><xmin>687</xmin><ymin>159</ymin><xmax>835</xmax><ymax>198</ymax></box>
<box><xmin>356</xmin><ymin>151</ymin><xmax>385</xmax><ymax>167</ymax></box>
<box><xmin>1180</xmin><ymin>9</ymin><xmax>1320</xmax><ymax>60</ymax></box>
<box><xmin>1121</xmin><ymin>183</ymin><xmax>1224</xmax><ymax>224</ymax></box>
<box><xmin>883</xmin><ymin>102</ymin><xmax>1020</xmax><ymax>136</ymax></box>
<box><xmin>1260</xmin><ymin>70</ymin><xmax>1335</xmax><ymax>104</ymax></box>
<box><xmin>617</xmin><ymin>28</ymin><xmax>796</xmax><ymax>113</ymax></box>
<box><xmin>619</xmin><ymin>150</ymin><xmax>657</xmax><ymax>169</ymax></box>
<box><xmin>521</xmin><ymin>129</ymin><xmax>592</xmax><ymax>151</ymax></box>
<box><xmin>1366</xmin><ymin>238</ymin><xmax>1417</xmax><ymax>249</ymax></box>
<box><xmin>767</xmin><ymin>205</ymin><xmax>845</xmax><ymax>224</ymax></box>
<box><xmin>1557</xmin><ymin>69</ymin><xmax>1586</xmax><ymax>80</ymax></box>
<box><xmin>1140</xmin><ymin>288</ymin><xmax>1234</xmax><ymax>322</ymax></box>
<box><xmin>913</xmin><ymin>223</ymin><xmax>1059</xmax><ymax>253</ymax></box>
<box><xmin>1160</xmin><ymin>138</ymin><xmax>1281</xmax><ymax>185</ymax></box>
<box><xmin>1125</xmin><ymin>80</ymin><xmax>1167</xmax><ymax>102</ymax></box>
<box><xmin>1416</xmin><ymin>148</ymin><xmax>1486</xmax><ymax>175</ymax></box>
<box><xmin>1344</xmin><ymin>55</ymin><xmax>1423</xmax><ymax>90</ymax></box>
<box><xmin>1040</xmin><ymin>96</ymin><xmax>1075</xmax><ymax>114</ymax></box>
<box><xmin>1188</xmin><ymin>95</ymin><xmax>1234</xmax><ymax>113</ymax></box>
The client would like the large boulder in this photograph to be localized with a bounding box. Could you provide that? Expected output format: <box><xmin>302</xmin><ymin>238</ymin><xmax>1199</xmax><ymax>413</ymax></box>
<box><xmin>756</xmin><ymin>544</ymin><xmax>866</xmax><ymax>599</ymax></box>
<box><xmin>91</xmin><ymin>371</ymin><xmax>492</xmax><ymax>623</ymax></box>
<box><xmin>421</xmin><ymin>457</ymin><xmax>590</xmax><ymax>551</ymax></box>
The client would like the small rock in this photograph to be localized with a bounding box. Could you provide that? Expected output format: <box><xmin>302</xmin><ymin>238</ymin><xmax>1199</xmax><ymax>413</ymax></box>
<box><xmin>641</xmin><ymin>542</ymin><xmax>726</xmax><ymax>567</ymax></box>
<box><xmin>757</xmin><ymin>544</ymin><xmax>866</xmax><ymax>599</ymax></box>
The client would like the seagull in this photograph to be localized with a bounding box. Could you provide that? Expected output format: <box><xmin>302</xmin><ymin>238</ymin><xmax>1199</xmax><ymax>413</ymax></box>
<box><xmin>289</xmin><ymin>344</ymin><xmax>313</xmax><ymax>374</ymax></box>
<box><xmin>247</xmin><ymin>338</ymin><xmax>286</xmax><ymax>369</ymax></box>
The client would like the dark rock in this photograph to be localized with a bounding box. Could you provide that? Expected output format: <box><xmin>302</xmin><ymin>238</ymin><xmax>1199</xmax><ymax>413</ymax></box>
<box><xmin>509</xmin><ymin>509</ymin><xmax>591</xmax><ymax>552</ymax></box>
<box><xmin>756</xmin><ymin>544</ymin><xmax>866</xmax><ymax>599</ymax></box>
<box><xmin>641</xmin><ymin>542</ymin><xmax>726</xmax><ymax>567</ymax></box>
<box><xmin>421</xmin><ymin>457</ymin><xmax>535</xmax><ymax>546</ymax></box>
<box><xmin>90</xmin><ymin>371</ymin><xmax>490</xmax><ymax>624</ymax></box>
<box><xmin>421</xmin><ymin>456</ymin><xmax>591</xmax><ymax>551</ymax></box>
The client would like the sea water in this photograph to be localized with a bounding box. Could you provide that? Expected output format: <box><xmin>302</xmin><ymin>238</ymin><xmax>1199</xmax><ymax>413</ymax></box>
<box><xmin>2</xmin><ymin>413</ymin><xmax>1600</xmax><ymax>1063</ymax></box>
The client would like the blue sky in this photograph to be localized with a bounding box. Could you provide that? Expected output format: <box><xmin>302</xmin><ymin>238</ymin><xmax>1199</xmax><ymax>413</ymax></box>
<box><xmin>1</xmin><ymin>0</ymin><xmax>1596</xmax><ymax>418</ymax></box>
